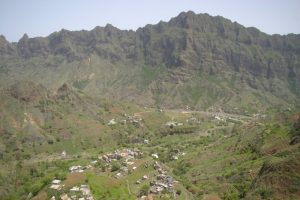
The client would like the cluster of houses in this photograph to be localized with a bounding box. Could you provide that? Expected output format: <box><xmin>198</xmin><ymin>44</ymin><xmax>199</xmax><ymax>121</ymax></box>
<box><xmin>99</xmin><ymin>148</ymin><xmax>143</xmax><ymax>178</ymax></box>
<box><xmin>165</xmin><ymin>121</ymin><xmax>183</xmax><ymax>128</ymax></box>
<box><xmin>135</xmin><ymin>160</ymin><xmax>178</xmax><ymax>196</ymax></box>
<box><xmin>100</xmin><ymin>148</ymin><xmax>142</xmax><ymax>163</ymax></box>
<box><xmin>149</xmin><ymin>161</ymin><xmax>177</xmax><ymax>196</ymax></box>
<box><xmin>49</xmin><ymin>160</ymin><xmax>101</xmax><ymax>199</ymax></box>
<box><xmin>69</xmin><ymin>165</ymin><xmax>85</xmax><ymax>173</ymax></box>
<box><xmin>186</xmin><ymin>117</ymin><xmax>199</xmax><ymax>124</ymax></box>
<box><xmin>55</xmin><ymin>184</ymin><xmax>94</xmax><ymax>200</ymax></box>
<box><xmin>125</xmin><ymin>113</ymin><xmax>143</xmax><ymax>126</ymax></box>
<box><xmin>171</xmin><ymin>151</ymin><xmax>186</xmax><ymax>161</ymax></box>
<box><xmin>252</xmin><ymin>113</ymin><xmax>267</xmax><ymax>119</ymax></box>
<box><xmin>69</xmin><ymin>163</ymin><xmax>94</xmax><ymax>173</ymax></box>
<box><xmin>49</xmin><ymin>178</ymin><xmax>94</xmax><ymax>199</ymax></box>
<box><xmin>108</xmin><ymin>113</ymin><xmax>143</xmax><ymax>127</ymax></box>
<box><xmin>214</xmin><ymin>115</ymin><xmax>226</xmax><ymax>122</ymax></box>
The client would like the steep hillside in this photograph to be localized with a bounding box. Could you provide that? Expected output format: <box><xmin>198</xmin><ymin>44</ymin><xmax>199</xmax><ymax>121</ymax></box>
<box><xmin>0</xmin><ymin>11</ymin><xmax>299</xmax><ymax>113</ymax></box>
<box><xmin>0</xmin><ymin>81</ymin><xmax>144</xmax><ymax>160</ymax></box>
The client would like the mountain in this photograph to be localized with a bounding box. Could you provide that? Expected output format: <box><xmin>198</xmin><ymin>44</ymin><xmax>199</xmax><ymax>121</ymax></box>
<box><xmin>1</xmin><ymin>11</ymin><xmax>300</xmax><ymax>113</ymax></box>
<box><xmin>1</xmin><ymin>11</ymin><xmax>300</xmax><ymax>200</ymax></box>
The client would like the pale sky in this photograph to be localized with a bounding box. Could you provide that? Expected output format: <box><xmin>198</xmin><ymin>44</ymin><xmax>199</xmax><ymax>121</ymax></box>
<box><xmin>0</xmin><ymin>0</ymin><xmax>300</xmax><ymax>42</ymax></box>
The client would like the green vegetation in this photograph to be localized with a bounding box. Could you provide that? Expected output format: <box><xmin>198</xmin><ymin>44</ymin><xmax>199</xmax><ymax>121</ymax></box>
<box><xmin>73</xmin><ymin>79</ymin><xmax>89</xmax><ymax>90</ymax></box>
<box><xmin>86</xmin><ymin>172</ymin><xmax>134</xmax><ymax>200</ymax></box>
<box><xmin>0</xmin><ymin>86</ymin><xmax>299</xmax><ymax>199</ymax></box>
<box><xmin>0</xmin><ymin>11</ymin><xmax>300</xmax><ymax>200</ymax></box>
<box><xmin>111</xmin><ymin>161</ymin><xmax>121</xmax><ymax>172</ymax></box>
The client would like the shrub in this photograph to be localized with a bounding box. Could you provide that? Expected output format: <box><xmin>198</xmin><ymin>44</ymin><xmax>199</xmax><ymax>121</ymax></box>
<box><xmin>47</xmin><ymin>139</ymin><xmax>54</xmax><ymax>145</ymax></box>
<box><xmin>30</xmin><ymin>182</ymin><xmax>44</xmax><ymax>196</ymax></box>
<box><xmin>139</xmin><ymin>184</ymin><xmax>150</xmax><ymax>196</ymax></box>
<box><xmin>221</xmin><ymin>187</ymin><xmax>239</xmax><ymax>200</ymax></box>
<box><xmin>258</xmin><ymin>187</ymin><xmax>273</xmax><ymax>199</ymax></box>
<box><xmin>173</xmin><ymin>160</ymin><xmax>191</xmax><ymax>176</ymax></box>
<box><xmin>111</xmin><ymin>161</ymin><xmax>121</xmax><ymax>172</ymax></box>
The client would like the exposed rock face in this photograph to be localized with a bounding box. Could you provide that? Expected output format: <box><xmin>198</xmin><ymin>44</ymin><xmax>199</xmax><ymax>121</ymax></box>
<box><xmin>56</xmin><ymin>83</ymin><xmax>82</xmax><ymax>102</ymax></box>
<box><xmin>9</xmin><ymin>81</ymin><xmax>47</xmax><ymax>103</ymax></box>
<box><xmin>0</xmin><ymin>11</ymin><xmax>300</xmax><ymax>111</ymax></box>
<box><xmin>0</xmin><ymin>35</ymin><xmax>16</xmax><ymax>55</ymax></box>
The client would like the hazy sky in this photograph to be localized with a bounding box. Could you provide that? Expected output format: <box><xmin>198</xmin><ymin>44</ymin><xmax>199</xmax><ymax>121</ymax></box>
<box><xmin>1</xmin><ymin>0</ymin><xmax>300</xmax><ymax>42</ymax></box>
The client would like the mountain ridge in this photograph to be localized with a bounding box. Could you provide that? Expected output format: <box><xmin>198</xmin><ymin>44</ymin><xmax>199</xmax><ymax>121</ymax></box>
<box><xmin>1</xmin><ymin>11</ymin><xmax>300</xmax><ymax>58</ymax></box>
<box><xmin>0</xmin><ymin>11</ymin><xmax>300</xmax><ymax>113</ymax></box>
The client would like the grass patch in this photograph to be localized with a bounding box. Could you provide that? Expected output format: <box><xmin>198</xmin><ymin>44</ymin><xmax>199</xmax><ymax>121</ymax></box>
<box><xmin>86</xmin><ymin>172</ymin><xmax>134</xmax><ymax>200</ymax></box>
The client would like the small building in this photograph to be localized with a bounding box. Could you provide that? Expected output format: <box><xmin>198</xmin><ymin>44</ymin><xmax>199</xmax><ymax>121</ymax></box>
<box><xmin>50</xmin><ymin>179</ymin><xmax>62</xmax><ymax>190</ymax></box>
<box><xmin>115</xmin><ymin>172</ymin><xmax>122</xmax><ymax>179</ymax></box>
<box><xmin>171</xmin><ymin>155</ymin><xmax>178</xmax><ymax>160</ymax></box>
<box><xmin>70</xmin><ymin>186</ymin><xmax>80</xmax><ymax>192</ymax></box>
<box><xmin>69</xmin><ymin>165</ymin><xmax>83</xmax><ymax>173</ymax></box>
<box><xmin>108</xmin><ymin>119</ymin><xmax>117</xmax><ymax>125</ymax></box>
<box><xmin>165</xmin><ymin>121</ymin><xmax>183</xmax><ymax>127</ymax></box>
<box><xmin>61</xmin><ymin>150</ymin><xmax>66</xmax><ymax>157</ymax></box>
<box><xmin>52</xmin><ymin>179</ymin><xmax>61</xmax><ymax>184</ymax></box>
<box><xmin>152</xmin><ymin>153</ymin><xmax>159</xmax><ymax>159</ymax></box>
<box><xmin>91</xmin><ymin>160</ymin><xmax>98</xmax><ymax>164</ymax></box>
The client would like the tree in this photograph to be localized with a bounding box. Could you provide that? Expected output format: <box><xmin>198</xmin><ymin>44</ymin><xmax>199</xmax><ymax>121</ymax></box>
<box><xmin>111</xmin><ymin>161</ymin><xmax>121</xmax><ymax>172</ymax></box>
<box><xmin>290</xmin><ymin>116</ymin><xmax>300</xmax><ymax>145</ymax></box>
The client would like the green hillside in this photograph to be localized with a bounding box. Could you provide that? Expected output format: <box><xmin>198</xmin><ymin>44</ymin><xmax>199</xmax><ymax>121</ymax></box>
<box><xmin>0</xmin><ymin>11</ymin><xmax>300</xmax><ymax>200</ymax></box>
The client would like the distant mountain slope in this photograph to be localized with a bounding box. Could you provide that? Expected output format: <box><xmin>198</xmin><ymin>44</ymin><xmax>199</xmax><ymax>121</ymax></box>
<box><xmin>0</xmin><ymin>81</ymin><xmax>144</xmax><ymax>158</ymax></box>
<box><xmin>1</xmin><ymin>11</ymin><xmax>300</xmax><ymax>113</ymax></box>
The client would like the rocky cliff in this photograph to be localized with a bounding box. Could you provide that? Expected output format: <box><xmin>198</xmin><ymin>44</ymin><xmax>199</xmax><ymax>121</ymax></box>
<box><xmin>1</xmin><ymin>11</ymin><xmax>299</xmax><ymax>113</ymax></box>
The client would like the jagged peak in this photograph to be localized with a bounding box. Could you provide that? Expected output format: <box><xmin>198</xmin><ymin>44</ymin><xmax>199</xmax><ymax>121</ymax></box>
<box><xmin>104</xmin><ymin>23</ymin><xmax>120</xmax><ymax>31</ymax></box>
<box><xmin>169</xmin><ymin>10</ymin><xmax>204</xmax><ymax>29</ymax></box>
<box><xmin>56</xmin><ymin>83</ymin><xmax>82</xmax><ymax>102</ymax></box>
<box><xmin>58</xmin><ymin>29</ymin><xmax>73</xmax><ymax>38</ymax></box>
<box><xmin>57</xmin><ymin>83</ymin><xmax>71</xmax><ymax>93</ymax></box>
<box><xmin>92</xmin><ymin>26</ymin><xmax>102</xmax><ymax>31</ymax></box>
<box><xmin>177</xmin><ymin>10</ymin><xmax>196</xmax><ymax>18</ymax></box>
<box><xmin>59</xmin><ymin>28</ymin><xmax>71</xmax><ymax>33</ymax></box>
<box><xmin>0</xmin><ymin>35</ymin><xmax>10</xmax><ymax>46</ymax></box>
<box><xmin>8</xmin><ymin>81</ymin><xmax>48</xmax><ymax>103</ymax></box>
<box><xmin>0</xmin><ymin>35</ymin><xmax>7</xmax><ymax>42</ymax></box>
<box><xmin>20</xmin><ymin>33</ymin><xmax>29</xmax><ymax>41</ymax></box>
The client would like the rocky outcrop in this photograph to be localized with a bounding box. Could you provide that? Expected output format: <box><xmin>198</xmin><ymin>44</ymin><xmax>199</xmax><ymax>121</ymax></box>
<box><xmin>9</xmin><ymin>81</ymin><xmax>47</xmax><ymax>103</ymax></box>
<box><xmin>0</xmin><ymin>11</ymin><xmax>299</xmax><ymax>110</ymax></box>
<box><xmin>0</xmin><ymin>35</ymin><xmax>16</xmax><ymax>55</ymax></box>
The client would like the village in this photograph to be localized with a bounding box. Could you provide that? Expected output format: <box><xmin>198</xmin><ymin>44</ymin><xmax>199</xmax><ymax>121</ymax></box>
<box><xmin>45</xmin><ymin>108</ymin><xmax>254</xmax><ymax>200</ymax></box>
<box><xmin>47</xmin><ymin>146</ymin><xmax>184</xmax><ymax>200</ymax></box>
<box><xmin>99</xmin><ymin>148</ymin><xmax>180</xmax><ymax>198</ymax></box>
